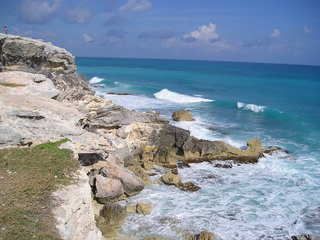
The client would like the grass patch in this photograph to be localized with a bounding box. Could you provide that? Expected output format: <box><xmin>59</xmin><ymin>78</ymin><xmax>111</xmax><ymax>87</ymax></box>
<box><xmin>0</xmin><ymin>82</ymin><xmax>26</xmax><ymax>87</ymax></box>
<box><xmin>0</xmin><ymin>139</ymin><xmax>78</xmax><ymax>240</ymax></box>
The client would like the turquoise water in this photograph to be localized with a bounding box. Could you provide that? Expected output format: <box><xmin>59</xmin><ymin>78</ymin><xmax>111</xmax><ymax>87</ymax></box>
<box><xmin>77</xmin><ymin>57</ymin><xmax>320</xmax><ymax>239</ymax></box>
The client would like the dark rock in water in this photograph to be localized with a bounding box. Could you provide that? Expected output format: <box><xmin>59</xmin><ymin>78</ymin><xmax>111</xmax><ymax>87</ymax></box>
<box><xmin>186</xmin><ymin>231</ymin><xmax>215</xmax><ymax>240</ymax></box>
<box><xmin>178</xmin><ymin>181</ymin><xmax>201</xmax><ymax>192</ymax></box>
<box><xmin>213</xmin><ymin>162</ymin><xmax>233</xmax><ymax>168</ymax></box>
<box><xmin>172</xmin><ymin>110</ymin><xmax>194</xmax><ymax>121</ymax></box>
<box><xmin>291</xmin><ymin>235</ymin><xmax>320</xmax><ymax>240</ymax></box>
<box><xmin>78</xmin><ymin>152</ymin><xmax>104</xmax><ymax>166</ymax></box>
<box><xmin>177</xmin><ymin>160</ymin><xmax>191</xmax><ymax>168</ymax></box>
<box><xmin>263</xmin><ymin>146</ymin><xmax>289</xmax><ymax>155</ymax></box>
<box><xmin>107</xmin><ymin>92</ymin><xmax>131</xmax><ymax>95</ymax></box>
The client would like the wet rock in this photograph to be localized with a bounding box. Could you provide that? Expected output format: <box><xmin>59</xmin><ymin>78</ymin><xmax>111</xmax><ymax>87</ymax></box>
<box><xmin>78</xmin><ymin>152</ymin><xmax>104</xmax><ymax>166</ymax></box>
<box><xmin>95</xmin><ymin>175</ymin><xmax>124</xmax><ymax>203</ymax></box>
<box><xmin>178</xmin><ymin>182</ymin><xmax>201</xmax><ymax>192</ymax></box>
<box><xmin>99</xmin><ymin>203</ymin><xmax>126</xmax><ymax>224</ymax></box>
<box><xmin>186</xmin><ymin>231</ymin><xmax>215</xmax><ymax>240</ymax></box>
<box><xmin>172</xmin><ymin>110</ymin><xmax>194</xmax><ymax>121</ymax></box>
<box><xmin>291</xmin><ymin>235</ymin><xmax>320</xmax><ymax>240</ymax></box>
<box><xmin>263</xmin><ymin>146</ymin><xmax>289</xmax><ymax>155</ymax></box>
<box><xmin>161</xmin><ymin>171</ymin><xmax>181</xmax><ymax>186</ymax></box>
<box><xmin>136</xmin><ymin>202</ymin><xmax>152</xmax><ymax>215</ymax></box>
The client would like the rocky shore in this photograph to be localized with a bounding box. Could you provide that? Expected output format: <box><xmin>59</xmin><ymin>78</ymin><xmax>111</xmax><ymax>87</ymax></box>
<box><xmin>0</xmin><ymin>34</ymin><xmax>304</xmax><ymax>240</ymax></box>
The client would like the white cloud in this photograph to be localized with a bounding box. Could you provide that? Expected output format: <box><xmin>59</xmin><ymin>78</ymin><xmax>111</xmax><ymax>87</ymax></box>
<box><xmin>66</xmin><ymin>8</ymin><xmax>92</xmax><ymax>24</ymax></box>
<box><xmin>304</xmin><ymin>26</ymin><xmax>311</xmax><ymax>33</ymax></box>
<box><xmin>20</xmin><ymin>0</ymin><xmax>60</xmax><ymax>24</ymax></box>
<box><xmin>119</xmin><ymin>0</ymin><xmax>152</xmax><ymax>12</ymax></box>
<box><xmin>183</xmin><ymin>23</ymin><xmax>219</xmax><ymax>42</ymax></box>
<box><xmin>270</xmin><ymin>28</ymin><xmax>281</xmax><ymax>38</ymax></box>
<box><xmin>82</xmin><ymin>33</ymin><xmax>94</xmax><ymax>43</ymax></box>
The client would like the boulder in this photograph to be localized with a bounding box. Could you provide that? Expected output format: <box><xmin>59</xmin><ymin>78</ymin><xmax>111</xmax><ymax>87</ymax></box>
<box><xmin>94</xmin><ymin>175</ymin><xmax>124</xmax><ymax>203</ymax></box>
<box><xmin>172</xmin><ymin>110</ymin><xmax>194</xmax><ymax>121</ymax></box>
<box><xmin>291</xmin><ymin>235</ymin><xmax>320</xmax><ymax>240</ymax></box>
<box><xmin>91</xmin><ymin>162</ymin><xmax>144</xmax><ymax>196</ymax></box>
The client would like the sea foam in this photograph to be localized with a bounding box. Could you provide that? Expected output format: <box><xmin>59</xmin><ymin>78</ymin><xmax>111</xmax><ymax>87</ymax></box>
<box><xmin>89</xmin><ymin>76</ymin><xmax>104</xmax><ymax>84</ymax></box>
<box><xmin>154</xmin><ymin>89</ymin><xmax>213</xmax><ymax>103</ymax></box>
<box><xmin>237</xmin><ymin>101</ymin><xmax>265</xmax><ymax>113</ymax></box>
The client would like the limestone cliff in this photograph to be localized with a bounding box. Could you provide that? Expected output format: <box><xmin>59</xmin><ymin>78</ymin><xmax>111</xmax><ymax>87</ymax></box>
<box><xmin>0</xmin><ymin>34</ymin><xmax>93</xmax><ymax>100</ymax></box>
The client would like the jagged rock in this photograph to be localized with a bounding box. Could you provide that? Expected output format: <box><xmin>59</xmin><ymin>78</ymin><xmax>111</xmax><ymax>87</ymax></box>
<box><xmin>94</xmin><ymin>175</ymin><xmax>124</xmax><ymax>203</ymax></box>
<box><xmin>263</xmin><ymin>146</ymin><xmax>289</xmax><ymax>155</ymax></box>
<box><xmin>161</xmin><ymin>171</ymin><xmax>181</xmax><ymax>186</ymax></box>
<box><xmin>172</xmin><ymin>110</ymin><xmax>194</xmax><ymax>121</ymax></box>
<box><xmin>186</xmin><ymin>231</ymin><xmax>215</xmax><ymax>240</ymax></box>
<box><xmin>78</xmin><ymin>152</ymin><xmax>104</xmax><ymax>166</ymax></box>
<box><xmin>136</xmin><ymin>202</ymin><xmax>152</xmax><ymax>215</ymax></box>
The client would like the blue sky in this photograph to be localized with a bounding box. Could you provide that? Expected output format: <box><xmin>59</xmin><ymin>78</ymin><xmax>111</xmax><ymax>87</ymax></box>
<box><xmin>0</xmin><ymin>0</ymin><xmax>319</xmax><ymax>65</ymax></box>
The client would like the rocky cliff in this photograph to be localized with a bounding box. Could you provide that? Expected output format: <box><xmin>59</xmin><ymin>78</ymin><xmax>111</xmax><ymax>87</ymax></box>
<box><xmin>0</xmin><ymin>34</ymin><xmax>284</xmax><ymax>240</ymax></box>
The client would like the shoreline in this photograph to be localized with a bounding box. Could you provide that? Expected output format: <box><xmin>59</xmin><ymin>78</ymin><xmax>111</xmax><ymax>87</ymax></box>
<box><xmin>0</xmin><ymin>34</ymin><xmax>313</xmax><ymax>240</ymax></box>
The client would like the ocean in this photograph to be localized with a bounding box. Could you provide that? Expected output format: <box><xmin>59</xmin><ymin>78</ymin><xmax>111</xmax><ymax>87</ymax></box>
<box><xmin>77</xmin><ymin>57</ymin><xmax>320</xmax><ymax>240</ymax></box>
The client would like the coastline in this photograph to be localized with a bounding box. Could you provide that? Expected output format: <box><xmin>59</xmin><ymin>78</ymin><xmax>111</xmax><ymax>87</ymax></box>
<box><xmin>0</xmin><ymin>34</ymin><xmax>313</xmax><ymax>240</ymax></box>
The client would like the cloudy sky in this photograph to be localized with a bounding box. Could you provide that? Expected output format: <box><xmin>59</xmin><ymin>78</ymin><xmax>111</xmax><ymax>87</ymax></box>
<box><xmin>0</xmin><ymin>0</ymin><xmax>319</xmax><ymax>65</ymax></box>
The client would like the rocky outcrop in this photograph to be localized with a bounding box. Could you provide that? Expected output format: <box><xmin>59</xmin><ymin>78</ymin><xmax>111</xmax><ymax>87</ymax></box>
<box><xmin>172</xmin><ymin>110</ymin><xmax>194</xmax><ymax>121</ymax></box>
<box><xmin>0</xmin><ymin>34</ymin><xmax>93</xmax><ymax>100</ymax></box>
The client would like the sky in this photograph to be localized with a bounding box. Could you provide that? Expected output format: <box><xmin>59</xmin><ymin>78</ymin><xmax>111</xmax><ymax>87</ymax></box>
<box><xmin>0</xmin><ymin>0</ymin><xmax>319</xmax><ymax>65</ymax></box>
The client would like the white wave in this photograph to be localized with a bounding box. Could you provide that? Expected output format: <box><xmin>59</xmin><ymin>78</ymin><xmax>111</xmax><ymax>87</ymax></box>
<box><xmin>89</xmin><ymin>76</ymin><xmax>104</xmax><ymax>84</ymax></box>
<box><xmin>237</xmin><ymin>101</ymin><xmax>266</xmax><ymax>113</ymax></box>
<box><xmin>104</xmin><ymin>93</ymin><xmax>173</xmax><ymax>110</ymax></box>
<box><xmin>154</xmin><ymin>89</ymin><xmax>213</xmax><ymax>104</ymax></box>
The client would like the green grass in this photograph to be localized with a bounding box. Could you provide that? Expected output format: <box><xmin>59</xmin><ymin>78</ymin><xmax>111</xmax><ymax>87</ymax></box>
<box><xmin>0</xmin><ymin>82</ymin><xmax>26</xmax><ymax>87</ymax></box>
<box><xmin>0</xmin><ymin>139</ymin><xmax>79</xmax><ymax>240</ymax></box>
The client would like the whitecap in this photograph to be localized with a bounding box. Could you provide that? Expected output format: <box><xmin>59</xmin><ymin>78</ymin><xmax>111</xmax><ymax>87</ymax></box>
<box><xmin>154</xmin><ymin>89</ymin><xmax>213</xmax><ymax>104</ymax></box>
<box><xmin>89</xmin><ymin>76</ymin><xmax>104</xmax><ymax>84</ymax></box>
<box><xmin>237</xmin><ymin>101</ymin><xmax>266</xmax><ymax>113</ymax></box>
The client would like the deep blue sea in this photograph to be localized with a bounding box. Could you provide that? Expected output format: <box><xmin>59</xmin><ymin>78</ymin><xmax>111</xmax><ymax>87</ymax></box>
<box><xmin>77</xmin><ymin>57</ymin><xmax>320</xmax><ymax>240</ymax></box>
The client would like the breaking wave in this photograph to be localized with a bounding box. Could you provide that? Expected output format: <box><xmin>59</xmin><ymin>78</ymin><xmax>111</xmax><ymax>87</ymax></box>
<box><xmin>154</xmin><ymin>89</ymin><xmax>213</xmax><ymax>104</ymax></box>
<box><xmin>89</xmin><ymin>76</ymin><xmax>104</xmax><ymax>84</ymax></box>
<box><xmin>237</xmin><ymin>101</ymin><xmax>266</xmax><ymax>113</ymax></box>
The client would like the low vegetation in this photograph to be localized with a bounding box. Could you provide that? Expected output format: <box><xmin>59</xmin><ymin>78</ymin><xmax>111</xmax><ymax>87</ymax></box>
<box><xmin>0</xmin><ymin>139</ymin><xmax>78</xmax><ymax>240</ymax></box>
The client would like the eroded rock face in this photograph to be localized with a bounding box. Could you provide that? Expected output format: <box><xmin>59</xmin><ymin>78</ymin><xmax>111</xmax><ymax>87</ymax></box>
<box><xmin>0</xmin><ymin>34</ymin><xmax>92</xmax><ymax>100</ymax></box>
<box><xmin>186</xmin><ymin>231</ymin><xmax>215</xmax><ymax>240</ymax></box>
<box><xmin>172</xmin><ymin>110</ymin><xmax>194</xmax><ymax>121</ymax></box>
